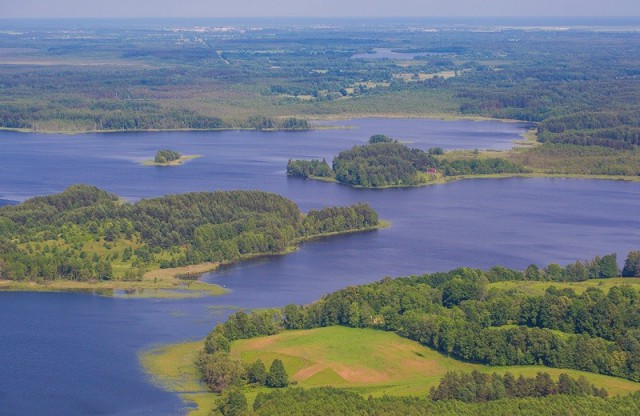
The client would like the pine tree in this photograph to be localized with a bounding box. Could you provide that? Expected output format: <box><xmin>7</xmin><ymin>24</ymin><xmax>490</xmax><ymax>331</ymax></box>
<box><xmin>622</xmin><ymin>250</ymin><xmax>640</xmax><ymax>277</ymax></box>
<box><xmin>266</xmin><ymin>359</ymin><xmax>289</xmax><ymax>388</ymax></box>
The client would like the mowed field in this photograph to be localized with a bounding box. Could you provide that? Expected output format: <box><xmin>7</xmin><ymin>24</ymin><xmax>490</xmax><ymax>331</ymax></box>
<box><xmin>142</xmin><ymin>325</ymin><xmax>640</xmax><ymax>414</ymax></box>
<box><xmin>231</xmin><ymin>326</ymin><xmax>640</xmax><ymax>398</ymax></box>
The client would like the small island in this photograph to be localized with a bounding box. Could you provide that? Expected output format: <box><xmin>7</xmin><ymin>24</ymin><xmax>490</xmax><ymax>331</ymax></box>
<box><xmin>143</xmin><ymin>149</ymin><xmax>202</xmax><ymax>166</ymax></box>
<box><xmin>287</xmin><ymin>134</ymin><xmax>526</xmax><ymax>188</ymax></box>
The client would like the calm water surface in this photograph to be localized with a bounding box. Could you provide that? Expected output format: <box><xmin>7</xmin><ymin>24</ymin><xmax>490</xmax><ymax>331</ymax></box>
<box><xmin>1</xmin><ymin>118</ymin><xmax>639</xmax><ymax>415</ymax></box>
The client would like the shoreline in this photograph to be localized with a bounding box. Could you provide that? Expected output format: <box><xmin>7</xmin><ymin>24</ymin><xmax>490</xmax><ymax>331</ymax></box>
<box><xmin>0</xmin><ymin>223</ymin><xmax>389</xmax><ymax>298</ymax></box>
<box><xmin>140</xmin><ymin>340</ymin><xmax>214</xmax><ymax>416</ymax></box>
<box><xmin>297</xmin><ymin>171</ymin><xmax>640</xmax><ymax>190</ymax></box>
<box><xmin>0</xmin><ymin>114</ymin><xmax>531</xmax><ymax>135</ymax></box>
<box><xmin>0</xmin><ymin>260</ymin><xmax>226</xmax><ymax>299</ymax></box>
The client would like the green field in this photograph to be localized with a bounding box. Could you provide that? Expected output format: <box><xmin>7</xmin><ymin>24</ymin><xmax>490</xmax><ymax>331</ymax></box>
<box><xmin>231</xmin><ymin>327</ymin><xmax>640</xmax><ymax>398</ymax></box>
<box><xmin>142</xmin><ymin>326</ymin><xmax>640</xmax><ymax>415</ymax></box>
<box><xmin>491</xmin><ymin>278</ymin><xmax>640</xmax><ymax>296</ymax></box>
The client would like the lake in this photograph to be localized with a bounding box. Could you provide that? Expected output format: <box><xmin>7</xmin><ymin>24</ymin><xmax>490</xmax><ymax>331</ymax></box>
<box><xmin>1</xmin><ymin>118</ymin><xmax>639</xmax><ymax>415</ymax></box>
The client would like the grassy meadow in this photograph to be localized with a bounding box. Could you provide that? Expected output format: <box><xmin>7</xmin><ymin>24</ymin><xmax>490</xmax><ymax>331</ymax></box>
<box><xmin>232</xmin><ymin>327</ymin><xmax>640</xmax><ymax>398</ymax></box>
<box><xmin>142</xmin><ymin>326</ymin><xmax>640</xmax><ymax>414</ymax></box>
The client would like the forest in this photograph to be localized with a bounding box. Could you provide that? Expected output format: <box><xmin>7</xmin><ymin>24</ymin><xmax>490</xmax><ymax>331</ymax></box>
<box><xmin>1</xmin><ymin>22</ymin><xmax>638</xmax><ymax>137</ymax></box>
<box><xmin>194</xmin><ymin>252</ymin><xmax>640</xmax><ymax>415</ymax></box>
<box><xmin>287</xmin><ymin>135</ymin><xmax>526</xmax><ymax>187</ymax></box>
<box><xmin>0</xmin><ymin>185</ymin><xmax>379</xmax><ymax>282</ymax></box>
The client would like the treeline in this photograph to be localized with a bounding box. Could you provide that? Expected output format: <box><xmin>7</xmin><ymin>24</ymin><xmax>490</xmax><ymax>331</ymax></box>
<box><xmin>286</xmin><ymin>159</ymin><xmax>332</xmax><ymax>178</ymax></box>
<box><xmin>438</xmin><ymin>158</ymin><xmax>526</xmax><ymax>176</ymax></box>
<box><xmin>248</xmin><ymin>387</ymin><xmax>640</xmax><ymax>416</ymax></box>
<box><xmin>431</xmin><ymin>371</ymin><xmax>607</xmax><ymax>403</ymax></box>
<box><xmin>0</xmin><ymin>185</ymin><xmax>379</xmax><ymax>281</ymax></box>
<box><xmin>0</xmin><ymin>102</ymin><xmax>313</xmax><ymax>132</ymax></box>
<box><xmin>482</xmin><ymin>253</ymin><xmax>622</xmax><ymax>282</ymax></box>
<box><xmin>537</xmin><ymin>111</ymin><xmax>640</xmax><ymax>149</ymax></box>
<box><xmin>243</xmin><ymin>116</ymin><xmax>310</xmax><ymax>131</ymax></box>
<box><xmin>287</xmin><ymin>135</ymin><xmax>527</xmax><ymax>188</ymax></box>
<box><xmin>205</xmin><ymin>252</ymin><xmax>640</xmax><ymax>384</ymax></box>
<box><xmin>0</xmin><ymin>101</ymin><xmax>229</xmax><ymax>131</ymax></box>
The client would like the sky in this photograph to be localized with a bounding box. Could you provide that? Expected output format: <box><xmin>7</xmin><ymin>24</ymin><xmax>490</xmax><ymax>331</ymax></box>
<box><xmin>1</xmin><ymin>0</ymin><xmax>639</xmax><ymax>19</ymax></box>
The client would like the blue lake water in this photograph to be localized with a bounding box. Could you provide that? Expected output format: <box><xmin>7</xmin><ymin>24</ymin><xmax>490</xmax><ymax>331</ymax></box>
<box><xmin>1</xmin><ymin>118</ymin><xmax>640</xmax><ymax>415</ymax></box>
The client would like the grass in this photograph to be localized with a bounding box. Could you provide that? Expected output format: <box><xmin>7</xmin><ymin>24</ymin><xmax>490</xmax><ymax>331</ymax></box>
<box><xmin>231</xmin><ymin>327</ymin><xmax>640</xmax><ymax>398</ymax></box>
<box><xmin>0</xmin><ymin>260</ymin><xmax>225</xmax><ymax>299</ymax></box>
<box><xmin>0</xmin><ymin>274</ymin><xmax>227</xmax><ymax>299</ymax></box>
<box><xmin>141</xmin><ymin>326</ymin><xmax>640</xmax><ymax>415</ymax></box>
<box><xmin>491</xmin><ymin>278</ymin><xmax>640</xmax><ymax>296</ymax></box>
<box><xmin>140</xmin><ymin>341</ymin><xmax>217</xmax><ymax>416</ymax></box>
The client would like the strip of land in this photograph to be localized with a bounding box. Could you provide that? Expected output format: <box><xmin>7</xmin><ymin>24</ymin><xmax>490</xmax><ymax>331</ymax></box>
<box><xmin>0</xmin><ymin>262</ymin><xmax>224</xmax><ymax>299</ymax></box>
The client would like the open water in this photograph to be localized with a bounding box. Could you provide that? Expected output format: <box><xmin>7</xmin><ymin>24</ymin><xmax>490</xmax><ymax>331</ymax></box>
<box><xmin>1</xmin><ymin>118</ymin><xmax>639</xmax><ymax>415</ymax></box>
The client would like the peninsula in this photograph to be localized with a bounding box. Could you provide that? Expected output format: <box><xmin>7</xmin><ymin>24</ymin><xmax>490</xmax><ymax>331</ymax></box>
<box><xmin>0</xmin><ymin>185</ymin><xmax>382</xmax><ymax>298</ymax></box>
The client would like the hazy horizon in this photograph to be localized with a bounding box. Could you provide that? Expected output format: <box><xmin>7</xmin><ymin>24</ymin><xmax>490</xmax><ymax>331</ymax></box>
<box><xmin>1</xmin><ymin>0</ymin><xmax>639</xmax><ymax>19</ymax></box>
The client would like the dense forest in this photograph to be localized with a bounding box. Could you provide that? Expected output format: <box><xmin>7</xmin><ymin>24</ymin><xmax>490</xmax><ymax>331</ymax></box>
<box><xmin>249</xmin><ymin>387</ymin><xmax>640</xmax><ymax>416</ymax></box>
<box><xmin>0</xmin><ymin>185</ymin><xmax>379</xmax><ymax>282</ymax></box>
<box><xmin>287</xmin><ymin>135</ymin><xmax>527</xmax><ymax>187</ymax></box>
<box><xmin>197</xmin><ymin>252</ymin><xmax>640</xmax><ymax>415</ymax></box>
<box><xmin>537</xmin><ymin>112</ymin><xmax>640</xmax><ymax>150</ymax></box>
<box><xmin>332</xmin><ymin>139</ymin><xmax>437</xmax><ymax>187</ymax></box>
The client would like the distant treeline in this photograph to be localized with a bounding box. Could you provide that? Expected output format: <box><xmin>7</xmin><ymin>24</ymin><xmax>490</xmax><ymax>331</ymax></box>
<box><xmin>205</xmin><ymin>251</ymin><xmax>640</xmax><ymax>385</ymax></box>
<box><xmin>245</xmin><ymin>116</ymin><xmax>310</xmax><ymax>130</ymax></box>
<box><xmin>287</xmin><ymin>135</ymin><xmax>526</xmax><ymax>187</ymax></box>
<box><xmin>0</xmin><ymin>102</ymin><xmax>228</xmax><ymax>131</ymax></box>
<box><xmin>537</xmin><ymin>111</ymin><xmax>640</xmax><ymax>150</ymax></box>
<box><xmin>0</xmin><ymin>185</ymin><xmax>378</xmax><ymax>281</ymax></box>
<box><xmin>0</xmin><ymin>102</ymin><xmax>309</xmax><ymax>132</ymax></box>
